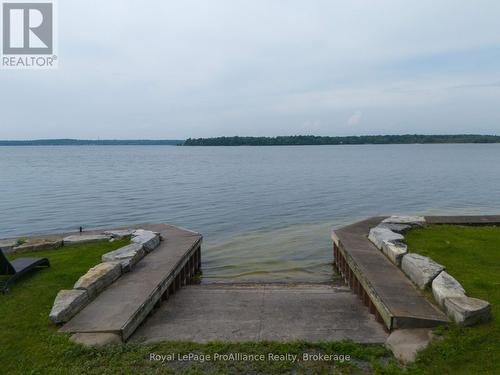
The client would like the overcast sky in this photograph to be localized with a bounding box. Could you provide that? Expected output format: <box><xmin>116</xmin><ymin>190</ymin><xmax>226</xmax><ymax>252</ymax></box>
<box><xmin>2</xmin><ymin>0</ymin><xmax>500</xmax><ymax>139</ymax></box>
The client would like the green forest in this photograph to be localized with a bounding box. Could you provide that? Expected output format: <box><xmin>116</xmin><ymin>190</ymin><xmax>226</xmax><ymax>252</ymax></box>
<box><xmin>184</xmin><ymin>134</ymin><xmax>500</xmax><ymax>146</ymax></box>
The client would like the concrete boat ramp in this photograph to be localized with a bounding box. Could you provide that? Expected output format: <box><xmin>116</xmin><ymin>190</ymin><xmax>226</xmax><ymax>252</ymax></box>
<box><xmin>60</xmin><ymin>222</ymin><xmax>388</xmax><ymax>345</ymax></box>
<box><xmin>132</xmin><ymin>283</ymin><xmax>387</xmax><ymax>343</ymax></box>
<box><xmin>57</xmin><ymin>215</ymin><xmax>499</xmax><ymax>345</ymax></box>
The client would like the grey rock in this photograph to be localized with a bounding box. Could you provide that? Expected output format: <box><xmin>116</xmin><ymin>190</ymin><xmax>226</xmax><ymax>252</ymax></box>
<box><xmin>444</xmin><ymin>296</ymin><xmax>491</xmax><ymax>326</ymax></box>
<box><xmin>432</xmin><ymin>271</ymin><xmax>465</xmax><ymax>308</ymax></box>
<box><xmin>13</xmin><ymin>239</ymin><xmax>63</xmax><ymax>253</ymax></box>
<box><xmin>385</xmin><ymin>328</ymin><xmax>434</xmax><ymax>363</ymax></box>
<box><xmin>70</xmin><ymin>332</ymin><xmax>122</xmax><ymax>346</ymax></box>
<box><xmin>381</xmin><ymin>240</ymin><xmax>408</xmax><ymax>266</ymax></box>
<box><xmin>104</xmin><ymin>229</ymin><xmax>135</xmax><ymax>240</ymax></box>
<box><xmin>74</xmin><ymin>262</ymin><xmax>122</xmax><ymax>298</ymax></box>
<box><xmin>377</xmin><ymin>223</ymin><xmax>412</xmax><ymax>233</ymax></box>
<box><xmin>368</xmin><ymin>226</ymin><xmax>405</xmax><ymax>250</ymax></box>
<box><xmin>131</xmin><ymin>229</ymin><xmax>160</xmax><ymax>252</ymax></box>
<box><xmin>401</xmin><ymin>253</ymin><xmax>444</xmax><ymax>289</ymax></box>
<box><xmin>102</xmin><ymin>243</ymin><xmax>145</xmax><ymax>272</ymax></box>
<box><xmin>49</xmin><ymin>289</ymin><xmax>90</xmax><ymax>324</ymax></box>
<box><xmin>64</xmin><ymin>234</ymin><xmax>110</xmax><ymax>245</ymax></box>
<box><xmin>382</xmin><ymin>216</ymin><xmax>426</xmax><ymax>227</ymax></box>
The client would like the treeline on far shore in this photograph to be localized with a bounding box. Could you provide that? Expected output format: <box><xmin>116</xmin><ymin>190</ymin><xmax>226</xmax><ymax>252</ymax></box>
<box><xmin>2</xmin><ymin>135</ymin><xmax>500</xmax><ymax>146</ymax></box>
<box><xmin>183</xmin><ymin>134</ymin><xmax>500</xmax><ymax>146</ymax></box>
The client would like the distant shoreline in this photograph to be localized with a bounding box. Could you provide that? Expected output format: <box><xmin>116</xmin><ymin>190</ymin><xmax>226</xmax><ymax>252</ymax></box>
<box><xmin>0</xmin><ymin>139</ymin><xmax>184</xmax><ymax>146</ymax></box>
<box><xmin>183</xmin><ymin>134</ymin><xmax>500</xmax><ymax>146</ymax></box>
<box><xmin>1</xmin><ymin>134</ymin><xmax>500</xmax><ymax>146</ymax></box>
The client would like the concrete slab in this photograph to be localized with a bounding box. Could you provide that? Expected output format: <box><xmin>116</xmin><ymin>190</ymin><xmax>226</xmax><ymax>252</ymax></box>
<box><xmin>132</xmin><ymin>284</ymin><xmax>388</xmax><ymax>344</ymax></box>
<box><xmin>0</xmin><ymin>239</ymin><xmax>17</xmax><ymax>253</ymax></box>
<box><xmin>64</xmin><ymin>234</ymin><xmax>110</xmax><ymax>245</ymax></box>
<box><xmin>12</xmin><ymin>238</ymin><xmax>63</xmax><ymax>253</ymax></box>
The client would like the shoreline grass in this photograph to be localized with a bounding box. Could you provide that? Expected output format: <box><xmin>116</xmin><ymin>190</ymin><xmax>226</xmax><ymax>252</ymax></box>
<box><xmin>404</xmin><ymin>225</ymin><xmax>500</xmax><ymax>375</ymax></box>
<box><xmin>1</xmin><ymin>224</ymin><xmax>499</xmax><ymax>374</ymax></box>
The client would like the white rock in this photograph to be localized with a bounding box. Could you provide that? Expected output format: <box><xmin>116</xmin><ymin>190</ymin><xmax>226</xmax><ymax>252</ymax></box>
<box><xmin>74</xmin><ymin>262</ymin><xmax>122</xmax><ymax>298</ymax></box>
<box><xmin>401</xmin><ymin>253</ymin><xmax>444</xmax><ymax>289</ymax></box>
<box><xmin>64</xmin><ymin>234</ymin><xmax>110</xmax><ymax>245</ymax></box>
<box><xmin>432</xmin><ymin>271</ymin><xmax>465</xmax><ymax>308</ymax></box>
<box><xmin>377</xmin><ymin>222</ymin><xmax>412</xmax><ymax>234</ymax></box>
<box><xmin>444</xmin><ymin>296</ymin><xmax>491</xmax><ymax>326</ymax></box>
<box><xmin>104</xmin><ymin>229</ymin><xmax>135</xmax><ymax>240</ymax></box>
<box><xmin>381</xmin><ymin>240</ymin><xmax>408</xmax><ymax>266</ymax></box>
<box><xmin>368</xmin><ymin>226</ymin><xmax>405</xmax><ymax>250</ymax></box>
<box><xmin>131</xmin><ymin>229</ymin><xmax>160</xmax><ymax>252</ymax></box>
<box><xmin>49</xmin><ymin>289</ymin><xmax>90</xmax><ymax>324</ymax></box>
<box><xmin>102</xmin><ymin>243</ymin><xmax>145</xmax><ymax>272</ymax></box>
<box><xmin>382</xmin><ymin>216</ymin><xmax>426</xmax><ymax>227</ymax></box>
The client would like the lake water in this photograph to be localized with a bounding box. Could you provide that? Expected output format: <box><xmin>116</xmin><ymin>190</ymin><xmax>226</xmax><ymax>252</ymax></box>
<box><xmin>1</xmin><ymin>144</ymin><xmax>499</xmax><ymax>282</ymax></box>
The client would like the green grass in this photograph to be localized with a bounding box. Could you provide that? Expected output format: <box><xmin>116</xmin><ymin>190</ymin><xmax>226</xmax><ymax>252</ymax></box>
<box><xmin>0</xmin><ymin>239</ymin><xmax>396</xmax><ymax>375</ymax></box>
<box><xmin>0</xmin><ymin>239</ymin><xmax>130</xmax><ymax>374</ymax></box>
<box><xmin>403</xmin><ymin>225</ymin><xmax>500</xmax><ymax>375</ymax></box>
<box><xmin>2</xmin><ymin>225</ymin><xmax>498</xmax><ymax>374</ymax></box>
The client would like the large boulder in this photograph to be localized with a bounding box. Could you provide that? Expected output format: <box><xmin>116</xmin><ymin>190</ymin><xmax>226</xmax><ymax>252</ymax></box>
<box><xmin>64</xmin><ymin>234</ymin><xmax>110</xmax><ymax>245</ymax></box>
<box><xmin>131</xmin><ymin>230</ymin><xmax>160</xmax><ymax>252</ymax></box>
<box><xmin>74</xmin><ymin>262</ymin><xmax>122</xmax><ymax>298</ymax></box>
<box><xmin>444</xmin><ymin>296</ymin><xmax>491</xmax><ymax>326</ymax></box>
<box><xmin>377</xmin><ymin>223</ymin><xmax>412</xmax><ymax>234</ymax></box>
<box><xmin>382</xmin><ymin>216</ymin><xmax>426</xmax><ymax>227</ymax></box>
<box><xmin>381</xmin><ymin>240</ymin><xmax>408</xmax><ymax>266</ymax></box>
<box><xmin>432</xmin><ymin>271</ymin><xmax>465</xmax><ymax>308</ymax></box>
<box><xmin>104</xmin><ymin>229</ymin><xmax>135</xmax><ymax>240</ymax></box>
<box><xmin>49</xmin><ymin>289</ymin><xmax>90</xmax><ymax>324</ymax></box>
<box><xmin>102</xmin><ymin>243</ymin><xmax>145</xmax><ymax>272</ymax></box>
<box><xmin>368</xmin><ymin>227</ymin><xmax>405</xmax><ymax>250</ymax></box>
<box><xmin>401</xmin><ymin>253</ymin><xmax>444</xmax><ymax>289</ymax></box>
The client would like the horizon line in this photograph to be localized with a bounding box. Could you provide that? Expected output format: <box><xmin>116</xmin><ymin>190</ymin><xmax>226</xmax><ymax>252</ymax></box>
<box><xmin>1</xmin><ymin>133</ymin><xmax>500</xmax><ymax>142</ymax></box>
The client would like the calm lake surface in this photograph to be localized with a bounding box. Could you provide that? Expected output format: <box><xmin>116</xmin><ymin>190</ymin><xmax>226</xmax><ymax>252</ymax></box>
<box><xmin>1</xmin><ymin>144</ymin><xmax>499</xmax><ymax>282</ymax></box>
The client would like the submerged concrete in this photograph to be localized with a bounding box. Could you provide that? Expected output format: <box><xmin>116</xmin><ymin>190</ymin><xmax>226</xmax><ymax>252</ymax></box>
<box><xmin>132</xmin><ymin>283</ymin><xmax>388</xmax><ymax>344</ymax></box>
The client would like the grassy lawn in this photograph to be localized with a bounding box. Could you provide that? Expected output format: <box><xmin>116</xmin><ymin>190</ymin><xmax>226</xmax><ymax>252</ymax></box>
<box><xmin>403</xmin><ymin>225</ymin><xmax>500</xmax><ymax>375</ymax></box>
<box><xmin>0</xmin><ymin>239</ymin><xmax>394</xmax><ymax>375</ymax></box>
<box><xmin>2</xmin><ymin>225</ymin><xmax>498</xmax><ymax>374</ymax></box>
